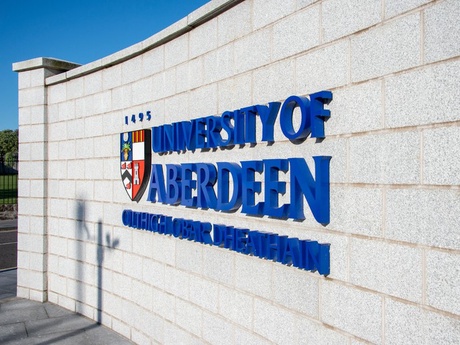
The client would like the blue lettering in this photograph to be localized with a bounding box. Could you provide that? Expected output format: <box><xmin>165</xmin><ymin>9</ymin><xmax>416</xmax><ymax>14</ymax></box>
<box><xmin>172</xmin><ymin>218</ymin><xmax>183</xmax><ymax>237</ymax></box>
<box><xmin>158</xmin><ymin>215</ymin><xmax>172</xmax><ymax>234</ymax></box>
<box><xmin>216</xmin><ymin>162</ymin><xmax>242</xmax><ymax>211</ymax></box>
<box><xmin>224</xmin><ymin>226</ymin><xmax>234</xmax><ymax>249</ymax></box>
<box><xmin>289</xmin><ymin>157</ymin><xmax>331</xmax><ymax>224</ymax></box>
<box><xmin>176</xmin><ymin>120</ymin><xmax>196</xmax><ymax>152</ymax></box>
<box><xmin>152</xmin><ymin>126</ymin><xmax>164</xmax><ymax>152</ymax></box>
<box><xmin>165</xmin><ymin>164</ymin><xmax>181</xmax><ymax>205</ymax></box>
<box><xmin>234</xmin><ymin>228</ymin><xmax>249</xmax><ymax>253</ymax></box>
<box><xmin>308</xmin><ymin>91</ymin><xmax>332</xmax><ymax>139</ymax></box>
<box><xmin>221</xmin><ymin>111</ymin><xmax>234</xmax><ymax>146</ymax></box>
<box><xmin>147</xmin><ymin>164</ymin><xmax>166</xmax><ymax>203</ymax></box>
<box><xmin>139</xmin><ymin>212</ymin><xmax>149</xmax><ymax>230</ymax></box>
<box><xmin>256</xmin><ymin>102</ymin><xmax>280</xmax><ymax>142</ymax></box>
<box><xmin>206</xmin><ymin>116</ymin><xmax>222</xmax><ymax>148</ymax></box>
<box><xmin>195</xmin><ymin>118</ymin><xmax>207</xmax><ymax>149</ymax></box>
<box><xmin>149</xmin><ymin>214</ymin><xmax>158</xmax><ymax>232</ymax></box>
<box><xmin>279</xmin><ymin>95</ymin><xmax>311</xmax><ymax>141</ymax></box>
<box><xmin>213</xmin><ymin>224</ymin><xmax>226</xmax><ymax>246</ymax></box>
<box><xmin>200</xmin><ymin>222</ymin><xmax>213</xmax><ymax>245</ymax></box>
<box><xmin>258</xmin><ymin>232</ymin><xmax>271</xmax><ymax>259</ymax></box>
<box><xmin>121</xmin><ymin>211</ymin><xmax>330</xmax><ymax>276</ymax></box>
<box><xmin>131</xmin><ymin>211</ymin><xmax>140</xmax><ymax>228</ymax></box>
<box><xmin>181</xmin><ymin>164</ymin><xmax>197</xmax><ymax>207</ymax></box>
<box><xmin>263</xmin><ymin>159</ymin><xmax>289</xmax><ymax>218</ymax></box>
<box><xmin>163</xmin><ymin>124</ymin><xmax>174</xmax><ymax>152</ymax></box>
<box><xmin>241</xmin><ymin>160</ymin><xmax>264</xmax><ymax>215</ymax></box>
<box><xmin>122</xmin><ymin>210</ymin><xmax>132</xmax><ymax>226</ymax></box>
<box><xmin>240</xmin><ymin>106</ymin><xmax>257</xmax><ymax>144</ymax></box>
<box><xmin>196</xmin><ymin>163</ymin><xmax>217</xmax><ymax>209</ymax></box>
<box><xmin>183</xmin><ymin>219</ymin><xmax>194</xmax><ymax>239</ymax></box>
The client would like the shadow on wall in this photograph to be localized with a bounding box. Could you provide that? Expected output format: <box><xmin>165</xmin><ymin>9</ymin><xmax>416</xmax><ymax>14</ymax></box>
<box><xmin>75</xmin><ymin>200</ymin><xmax>119</xmax><ymax>324</ymax></box>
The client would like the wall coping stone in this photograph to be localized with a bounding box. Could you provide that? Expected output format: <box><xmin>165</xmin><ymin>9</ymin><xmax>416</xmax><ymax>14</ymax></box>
<box><xmin>12</xmin><ymin>57</ymin><xmax>81</xmax><ymax>73</ymax></box>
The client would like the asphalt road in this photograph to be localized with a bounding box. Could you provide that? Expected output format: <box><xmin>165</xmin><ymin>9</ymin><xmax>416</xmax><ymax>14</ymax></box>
<box><xmin>0</xmin><ymin>220</ymin><xmax>17</xmax><ymax>270</ymax></box>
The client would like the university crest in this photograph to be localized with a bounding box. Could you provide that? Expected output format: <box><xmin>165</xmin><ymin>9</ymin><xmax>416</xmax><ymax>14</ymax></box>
<box><xmin>120</xmin><ymin>129</ymin><xmax>151</xmax><ymax>202</ymax></box>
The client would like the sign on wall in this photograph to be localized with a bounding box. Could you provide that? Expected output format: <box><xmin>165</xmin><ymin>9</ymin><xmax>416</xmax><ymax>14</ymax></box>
<box><xmin>120</xmin><ymin>91</ymin><xmax>333</xmax><ymax>276</ymax></box>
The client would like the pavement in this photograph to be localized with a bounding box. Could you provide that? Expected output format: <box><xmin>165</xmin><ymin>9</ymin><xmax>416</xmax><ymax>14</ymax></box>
<box><xmin>0</xmin><ymin>223</ymin><xmax>135</xmax><ymax>345</ymax></box>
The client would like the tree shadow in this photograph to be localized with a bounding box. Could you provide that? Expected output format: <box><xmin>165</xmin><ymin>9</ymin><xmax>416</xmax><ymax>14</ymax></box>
<box><xmin>96</xmin><ymin>219</ymin><xmax>119</xmax><ymax>324</ymax></box>
<box><xmin>75</xmin><ymin>201</ymin><xmax>90</xmax><ymax>312</ymax></box>
<box><xmin>75</xmin><ymin>201</ymin><xmax>119</xmax><ymax>325</ymax></box>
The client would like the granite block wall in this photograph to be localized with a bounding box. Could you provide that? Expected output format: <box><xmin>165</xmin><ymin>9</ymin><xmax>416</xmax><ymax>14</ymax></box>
<box><xmin>14</xmin><ymin>0</ymin><xmax>460</xmax><ymax>343</ymax></box>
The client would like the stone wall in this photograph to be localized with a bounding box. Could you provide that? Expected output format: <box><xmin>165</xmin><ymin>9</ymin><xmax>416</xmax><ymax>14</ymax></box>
<box><xmin>14</xmin><ymin>0</ymin><xmax>460</xmax><ymax>343</ymax></box>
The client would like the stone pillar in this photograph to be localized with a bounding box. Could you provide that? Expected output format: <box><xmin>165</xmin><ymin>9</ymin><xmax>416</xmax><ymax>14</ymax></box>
<box><xmin>12</xmin><ymin>58</ymin><xmax>80</xmax><ymax>302</ymax></box>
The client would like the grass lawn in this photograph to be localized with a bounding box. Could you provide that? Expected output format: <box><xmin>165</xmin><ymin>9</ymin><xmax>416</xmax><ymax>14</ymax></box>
<box><xmin>0</xmin><ymin>174</ymin><xmax>18</xmax><ymax>204</ymax></box>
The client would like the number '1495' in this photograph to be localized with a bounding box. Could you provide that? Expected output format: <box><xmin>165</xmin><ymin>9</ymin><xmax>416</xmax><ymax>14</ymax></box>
<box><xmin>124</xmin><ymin>111</ymin><xmax>151</xmax><ymax>125</ymax></box>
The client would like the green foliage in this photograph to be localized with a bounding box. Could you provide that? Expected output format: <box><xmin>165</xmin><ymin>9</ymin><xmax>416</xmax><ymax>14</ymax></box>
<box><xmin>4</xmin><ymin>152</ymin><xmax>15</xmax><ymax>167</ymax></box>
<box><xmin>0</xmin><ymin>130</ymin><xmax>18</xmax><ymax>165</ymax></box>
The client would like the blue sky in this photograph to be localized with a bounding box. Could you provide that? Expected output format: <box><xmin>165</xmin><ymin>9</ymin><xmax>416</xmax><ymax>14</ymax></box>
<box><xmin>0</xmin><ymin>0</ymin><xmax>210</xmax><ymax>131</ymax></box>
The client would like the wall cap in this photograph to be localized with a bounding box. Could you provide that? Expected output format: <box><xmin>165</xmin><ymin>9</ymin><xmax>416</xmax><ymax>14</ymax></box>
<box><xmin>12</xmin><ymin>57</ymin><xmax>81</xmax><ymax>73</ymax></box>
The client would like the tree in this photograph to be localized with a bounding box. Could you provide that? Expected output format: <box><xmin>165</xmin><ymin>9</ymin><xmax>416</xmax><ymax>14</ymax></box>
<box><xmin>0</xmin><ymin>129</ymin><xmax>18</xmax><ymax>167</ymax></box>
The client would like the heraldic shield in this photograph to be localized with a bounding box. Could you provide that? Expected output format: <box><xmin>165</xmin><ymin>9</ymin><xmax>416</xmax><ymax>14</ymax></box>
<box><xmin>120</xmin><ymin>129</ymin><xmax>151</xmax><ymax>202</ymax></box>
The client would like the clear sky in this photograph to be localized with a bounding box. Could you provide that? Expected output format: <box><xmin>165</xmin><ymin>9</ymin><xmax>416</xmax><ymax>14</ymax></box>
<box><xmin>0</xmin><ymin>0</ymin><xmax>210</xmax><ymax>131</ymax></box>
